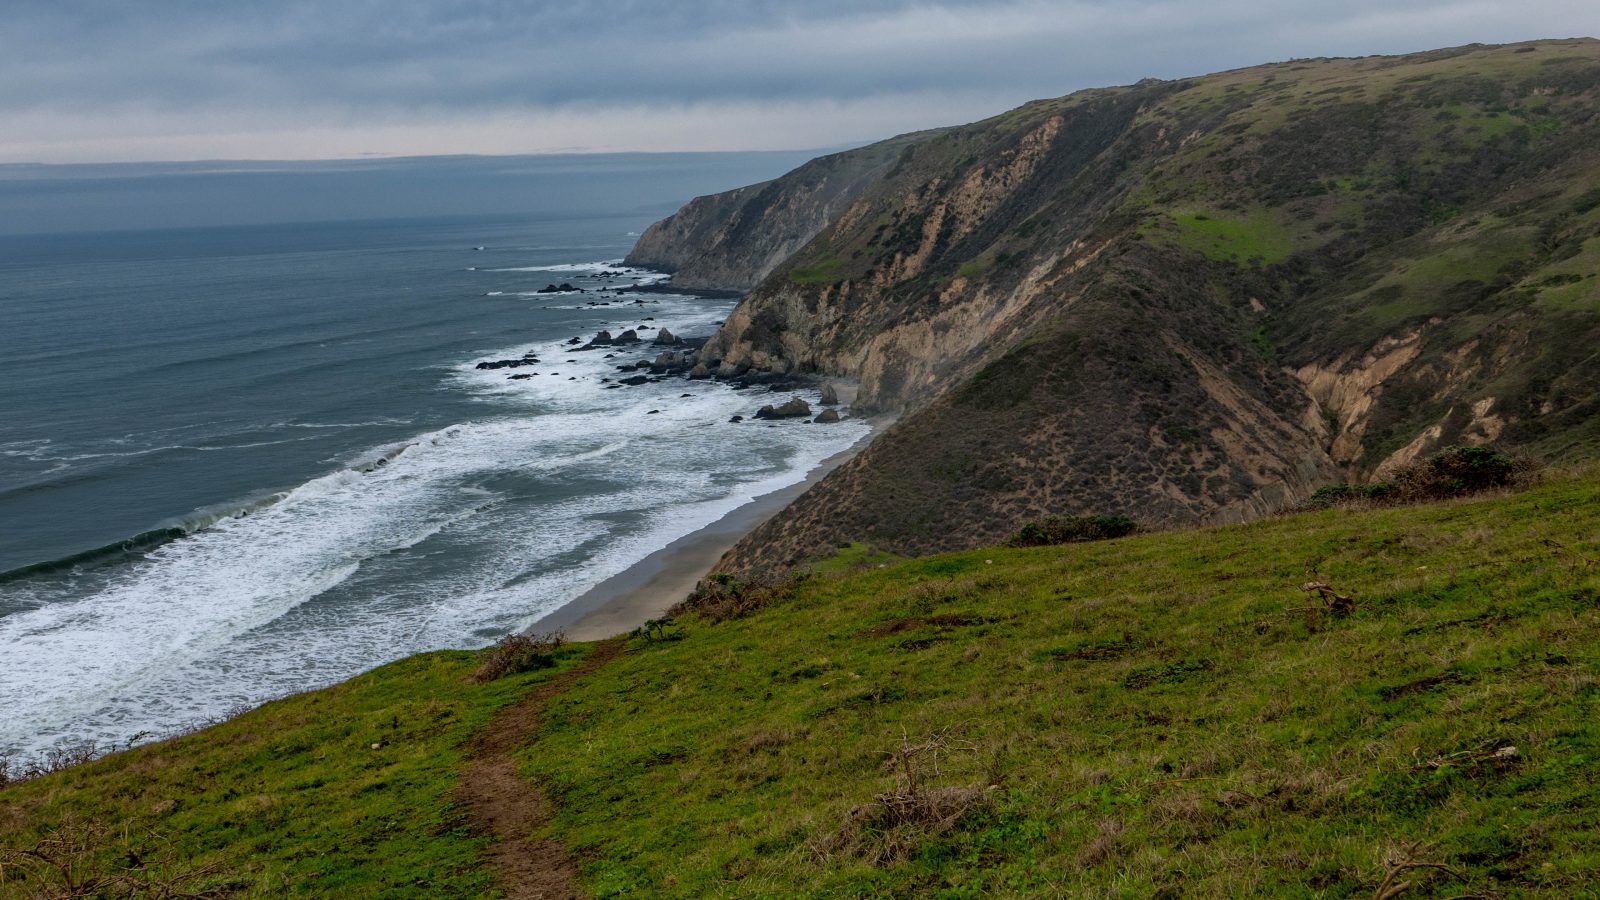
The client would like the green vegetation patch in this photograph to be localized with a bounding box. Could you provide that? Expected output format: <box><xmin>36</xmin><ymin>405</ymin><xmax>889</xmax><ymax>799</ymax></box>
<box><xmin>523</xmin><ymin>472</ymin><xmax>1600</xmax><ymax>897</ymax></box>
<box><xmin>0</xmin><ymin>648</ymin><xmax>589</xmax><ymax>898</ymax></box>
<box><xmin>1156</xmin><ymin>207</ymin><xmax>1297</xmax><ymax>265</ymax></box>
<box><xmin>788</xmin><ymin>256</ymin><xmax>847</xmax><ymax>285</ymax></box>
<box><xmin>1530</xmin><ymin>236</ymin><xmax>1600</xmax><ymax>312</ymax></box>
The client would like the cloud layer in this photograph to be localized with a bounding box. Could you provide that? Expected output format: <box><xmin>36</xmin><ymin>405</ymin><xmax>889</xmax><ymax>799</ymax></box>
<box><xmin>6</xmin><ymin>0</ymin><xmax>1598</xmax><ymax>162</ymax></box>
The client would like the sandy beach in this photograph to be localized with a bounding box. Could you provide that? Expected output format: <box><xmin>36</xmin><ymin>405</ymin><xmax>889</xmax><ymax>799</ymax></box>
<box><xmin>532</xmin><ymin>414</ymin><xmax>882</xmax><ymax>641</ymax></box>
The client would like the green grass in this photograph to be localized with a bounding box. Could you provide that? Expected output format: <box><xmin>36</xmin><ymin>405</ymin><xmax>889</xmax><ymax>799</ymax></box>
<box><xmin>1154</xmin><ymin>207</ymin><xmax>1297</xmax><ymax>265</ymax></box>
<box><xmin>1348</xmin><ymin>223</ymin><xmax>1540</xmax><ymax>329</ymax></box>
<box><xmin>788</xmin><ymin>257</ymin><xmax>847</xmax><ymax>285</ymax></box>
<box><xmin>955</xmin><ymin>257</ymin><xmax>992</xmax><ymax>279</ymax></box>
<box><xmin>1530</xmin><ymin>236</ymin><xmax>1600</xmax><ymax>312</ymax></box>
<box><xmin>807</xmin><ymin>542</ymin><xmax>905</xmax><ymax>577</ymax></box>
<box><xmin>522</xmin><ymin>472</ymin><xmax>1600</xmax><ymax>897</ymax></box>
<box><xmin>0</xmin><ymin>648</ymin><xmax>590</xmax><ymax>898</ymax></box>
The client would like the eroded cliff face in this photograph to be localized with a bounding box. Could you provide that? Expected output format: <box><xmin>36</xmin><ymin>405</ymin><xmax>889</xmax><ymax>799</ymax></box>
<box><xmin>627</xmin><ymin>40</ymin><xmax>1600</xmax><ymax>576</ymax></box>
<box><xmin>623</xmin><ymin>130</ymin><xmax>945</xmax><ymax>292</ymax></box>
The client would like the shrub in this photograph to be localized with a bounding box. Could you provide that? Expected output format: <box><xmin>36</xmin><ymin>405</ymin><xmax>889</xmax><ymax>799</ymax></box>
<box><xmin>678</xmin><ymin>573</ymin><xmax>797</xmax><ymax>624</ymax></box>
<box><xmin>470</xmin><ymin>632</ymin><xmax>563</xmax><ymax>683</ymax></box>
<box><xmin>1391</xmin><ymin>445</ymin><xmax>1524</xmax><ymax>501</ymax></box>
<box><xmin>1304</xmin><ymin>481</ymin><xmax>1396</xmax><ymax>508</ymax></box>
<box><xmin>1007</xmin><ymin>515</ymin><xmax>1138</xmax><ymax>548</ymax></box>
<box><xmin>1302</xmin><ymin>446</ymin><xmax>1534</xmax><ymax>511</ymax></box>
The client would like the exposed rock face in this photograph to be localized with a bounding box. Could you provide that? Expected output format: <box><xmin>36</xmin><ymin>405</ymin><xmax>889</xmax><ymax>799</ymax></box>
<box><xmin>653</xmin><ymin>328</ymin><xmax>677</xmax><ymax>345</ymax></box>
<box><xmin>627</xmin><ymin>39</ymin><xmax>1600</xmax><ymax>577</ymax></box>
<box><xmin>754</xmin><ymin>398</ymin><xmax>812</xmax><ymax>420</ymax></box>
<box><xmin>814</xmin><ymin>409</ymin><xmax>841</xmax><ymax>424</ymax></box>
<box><xmin>624</xmin><ymin>130</ymin><xmax>947</xmax><ymax>291</ymax></box>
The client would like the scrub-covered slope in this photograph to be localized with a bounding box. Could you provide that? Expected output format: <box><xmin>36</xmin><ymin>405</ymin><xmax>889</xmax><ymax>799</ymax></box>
<box><xmin>634</xmin><ymin>40</ymin><xmax>1600</xmax><ymax>573</ymax></box>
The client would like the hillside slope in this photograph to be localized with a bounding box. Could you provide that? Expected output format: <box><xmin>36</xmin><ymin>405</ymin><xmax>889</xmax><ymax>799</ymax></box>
<box><xmin>5</xmin><ymin>472</ymin><xmax>1596</xmax><ymax>897</ymax></box>
<box><xmin>632</xmin><ymin>40</ymin><xmax>1600</xmax><ymax>574</ymax></box>
<box><xmin>624</xmin><ymin>130</ymin><xmax>946</xmax><ymax>291</ymax></box>
<box><xmin>522</xmin><ymin>472</ymin><xmax>1600</xmax><ymax>897</ymax></box>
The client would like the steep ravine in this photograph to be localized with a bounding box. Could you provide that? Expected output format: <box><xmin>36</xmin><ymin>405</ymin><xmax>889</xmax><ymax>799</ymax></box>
<box><xmin>630</xmin><ymin>39</ymin><xmax>1600</xmax><ymax>576</ymax></box>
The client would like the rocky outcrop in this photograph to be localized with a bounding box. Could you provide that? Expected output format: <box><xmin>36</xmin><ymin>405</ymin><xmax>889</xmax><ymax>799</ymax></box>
<box><xmin>627</xmin><ymin>40</ymin><xmax>1600</xmax><ymax>577</ymax></box>
<box><xmin>754</xmin><ymin>398</ymin><xmax>811</xmax><ymax>420</ymax></box>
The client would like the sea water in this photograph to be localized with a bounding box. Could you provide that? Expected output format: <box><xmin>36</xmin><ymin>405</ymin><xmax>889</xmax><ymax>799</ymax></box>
<box><xmin>0</xmin><ymin>157</ymin><xmax>863</xmax><ymax>759</ymax></box>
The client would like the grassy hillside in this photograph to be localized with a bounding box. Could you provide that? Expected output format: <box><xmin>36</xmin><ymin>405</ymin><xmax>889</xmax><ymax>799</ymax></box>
<box><xmin>0</xmin><ymin>648</ymin><xmax>592</xmax><ymax>898</ymax></box>
<box><xmin>3</xmin><ymin>472</ymin><xmax>1598</xmax><ymax>897</ymax></box>
<box><xmin>525</xmin><ymin>471</ymin><xmax>1600</xmax><ymax>897</ymax></box>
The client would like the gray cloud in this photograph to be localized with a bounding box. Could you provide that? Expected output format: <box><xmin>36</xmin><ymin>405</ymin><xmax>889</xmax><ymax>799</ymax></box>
<box><xmin>4</xmin><ymin>0</ymin><xmax>1598</xmax><ymax>162</ymax></box>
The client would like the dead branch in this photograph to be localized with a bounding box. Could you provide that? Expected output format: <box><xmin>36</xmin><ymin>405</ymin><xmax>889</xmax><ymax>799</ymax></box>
<box><xmin>1410</xmin><ymin>744</ymin><xmax>1519</xmax><ymax>772</ymax></box>
<box><xmin>1302</xmin><ymin>580</ymin><xmax>1357</xmax><ymax>616</ymax></box>
<box><xmin>1372</xmin><ymin>841</ymin><xmax>1467</xmax><ymax>900</ymax></box>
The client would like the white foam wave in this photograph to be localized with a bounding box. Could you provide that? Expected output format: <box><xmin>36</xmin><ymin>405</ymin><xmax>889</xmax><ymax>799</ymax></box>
<box><xmin>0</xmin><ymin>285</ymin><xmax>868</xmax><ymax>761</ymax></box>
<box><xmin>487</xmin><ymin>259</ymin><xmax>626</xmax><ymax>273</ymax></box>
<box><xmin>270</xmin><ymin>419</ymin><xmax>414</xmax><ymax>430</ymax></box>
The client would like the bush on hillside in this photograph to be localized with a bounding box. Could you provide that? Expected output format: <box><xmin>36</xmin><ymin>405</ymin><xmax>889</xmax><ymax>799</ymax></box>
<box><xmin>1007</xmin><ymin>515</ymin><xmax>1138</xmax><ymax>548</ymax></box>
<box><xmin>1302</xmin><ymin>445</ymin><xmax>1533</xmax><ymax>511</ymax></box>
<box><xmin>470</xmin><ymin>632</ymin><xmax>563</xmax><ymax>683</ymax></box>
<box><xmin>679</xmin><ymin>573</ymin><xmax>798</xmax><ymax>623</ymax></box>
<box><xmin>1304</xmin><ymin>482</ymin><xmax>1398</xmax><ymax>508</ymax></box>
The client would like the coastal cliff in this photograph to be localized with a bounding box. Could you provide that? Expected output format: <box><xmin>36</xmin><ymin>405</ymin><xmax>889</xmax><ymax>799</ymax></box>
<box><xmin>624</xmin><ymin>130</ymin><xmax>946</xmax><ymax>291</ymax></box>
<box><xmin>633</xmin><ymin>39</ymin><xmax>1600</xmax><ymax>574</ymax></box>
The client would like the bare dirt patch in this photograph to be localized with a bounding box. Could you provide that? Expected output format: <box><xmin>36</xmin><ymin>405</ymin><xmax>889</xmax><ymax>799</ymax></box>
<box><xmin>857</xmin><ymin>614</ymin><xmax>983</xmax><ymax>637</ymax></box>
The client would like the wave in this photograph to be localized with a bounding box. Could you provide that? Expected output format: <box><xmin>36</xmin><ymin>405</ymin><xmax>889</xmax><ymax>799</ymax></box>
<box><xmin>0</xmin><ymin>433</ymin><xmax>441</xmax><ymax>585</ymax></box>
<box><xmin>0</xmin><ymin>525</ymin><xmax>191</xmax><ymax>585</ymax></box>
<box><xmin>485</xmin><ymin>259</ymin><xmax>627</xmax><ymax>273</ymax></box>
<box><xmin>0</xmin><ymin>285</ymin><xmax>867</xmax><ymax>763</ymax></box>
<box><xmin>268</xmin><ymin>418</ymin><xmax>414</xmax><ymax>430</ymax></box>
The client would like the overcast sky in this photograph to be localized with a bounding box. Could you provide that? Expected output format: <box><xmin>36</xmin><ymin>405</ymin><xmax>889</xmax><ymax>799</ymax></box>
<box><xmin>5</xmin><ymin>0</ymin><xmax>1598</xmax><ymax>164</ymax></box>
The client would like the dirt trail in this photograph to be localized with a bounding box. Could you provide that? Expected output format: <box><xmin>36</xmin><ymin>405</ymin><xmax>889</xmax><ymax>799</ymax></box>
<box><xmin>458</xmin><ymin>638</ymin><xmax>625</xmax><ymax>900</ymax></box>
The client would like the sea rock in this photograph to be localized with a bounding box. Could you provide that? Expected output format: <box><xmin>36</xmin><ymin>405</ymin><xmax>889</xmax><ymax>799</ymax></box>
<box><xmin>729</xmin><ymin>415</ymin><xmax>744</xmax><ymax>423</ymax></box>
<box><xmin>689</xmin><ymin>363</ymin><xmax>710</xmax><ymax>380</ymax></box>
<box><xmin>618</xmin><ymin>375</ymin><xmax>651</xmax><ymax>386</ymax></box>
<box><xmin>754</xmin><ymin>398</ymin><xmax>811</xmax><ymax>420</ymax></box>
<box><xmin>653</xmin><ymin>328</ymin><xmax>677</xmax><ymax>344</ymax></box>
<box><xmin>820</xmin><ymin>383</ymin><xmax>839</xmax><ymax>406</ymax></box>
<box><xmin>475</xmin><ymin>357</ymin><xmax>535</xmax><ymax>370</ymax></box>
<box><xmin>508</xmin><ymin>373</ymin><xmax>535</xmax><ymax>380</ymax></box>
<box><xmin>590</xmin><ymin>330</ymin><xmax>614</xmax><ymax>345</ymax></box>
<box><xmin>814</xmin><ymin>409</ymin><xmax>841</xmax><ymax>423</ymax></box>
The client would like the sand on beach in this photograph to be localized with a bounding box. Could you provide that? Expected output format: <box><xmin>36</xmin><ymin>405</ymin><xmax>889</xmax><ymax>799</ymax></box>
<box><xmin>532</xmin><ymin>414</ymin><xmax>882</xmax><ymax>641</ymax></box>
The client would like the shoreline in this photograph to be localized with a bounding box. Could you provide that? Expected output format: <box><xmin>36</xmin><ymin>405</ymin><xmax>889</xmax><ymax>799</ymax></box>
<box><xmin>532</xmin><ymin>415</ymin><xmax>883</xmax><ymax>641</ymax></box>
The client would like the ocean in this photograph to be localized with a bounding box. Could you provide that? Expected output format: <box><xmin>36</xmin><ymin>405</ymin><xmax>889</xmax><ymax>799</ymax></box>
<box><xmin>0</xmin><ymin>154</ymin><xmax>864</xmax><ymax>760</ymax></box>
